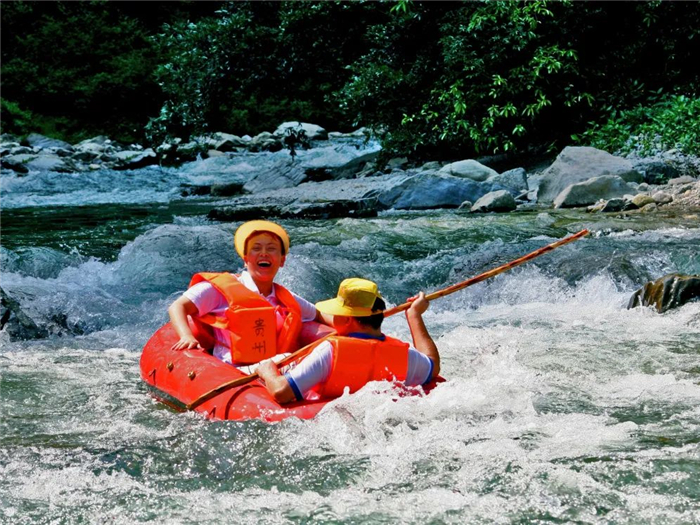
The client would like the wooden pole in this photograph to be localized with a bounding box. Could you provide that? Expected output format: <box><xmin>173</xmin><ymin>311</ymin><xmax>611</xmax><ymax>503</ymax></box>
<box><xmin>383</xmin><ymin>229</ymin><xmax>589</xmax><ymax>316</ymax></box>
<box><xmin>186</xmin><ymin>229</ymin><xmax>589</xmax><ymax>409</ymax></box>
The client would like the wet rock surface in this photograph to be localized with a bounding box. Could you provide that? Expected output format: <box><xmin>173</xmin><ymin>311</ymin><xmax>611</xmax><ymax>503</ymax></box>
<box><xmin>554</xmin><ymin>175</ymin><xmax>635</xmax><ymax>208</ymax></box>
<box><xmin>470</xmin><ymin>190</ymin><xmax>517</xmax><ymax>213</ymax></box>
<box><xmin>2</xmin><ymin>128</ymin><xmax>698</xmax><ymax>217</ymax></box>
<box><xmin>538</xmin><ymin>147</ymin><xmax>643</xmax><ymax>203</ymax></box>
<box><xmin>628</xmin><ymin>273</ymin><xmax>700</xmax><ymax>313</ymax></box>
<box><xmin>0</xmin><ymin>287</ymin><xmax>49</xmax><ymax>340</ymax></box>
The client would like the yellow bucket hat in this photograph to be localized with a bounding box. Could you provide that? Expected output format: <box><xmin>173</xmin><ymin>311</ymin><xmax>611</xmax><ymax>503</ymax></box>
<box><xmin>234</xmin><ymin>220</ymin><xmax>290</xmax><ymax>259</ymax></box>
<box><xmin>316</xmin><ymin>278</ymin><xmax>383</xmax><ymax>317</ymax></box>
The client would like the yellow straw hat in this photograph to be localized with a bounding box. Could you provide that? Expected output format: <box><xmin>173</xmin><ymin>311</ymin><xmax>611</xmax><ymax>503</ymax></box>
<box><xmin>316</xmin><ymin>278</ymin><xmax>383</xmax><ymax>317</ymax></box>
<box><xmin>234</xmin><ymin>220</ymin><xmax>290</xmax><ymax>259</ymax></box>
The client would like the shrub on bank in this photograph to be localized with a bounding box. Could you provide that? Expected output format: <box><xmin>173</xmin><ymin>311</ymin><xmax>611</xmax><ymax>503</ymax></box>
<box><xmin>576</xmin><ymin>95</ymin><xmax>700</xmax><ymax>156</ymax></box>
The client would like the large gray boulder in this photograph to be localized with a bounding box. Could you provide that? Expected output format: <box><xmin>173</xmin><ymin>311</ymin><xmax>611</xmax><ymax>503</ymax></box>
<box><xmin>628</xmin><ymin>273</ymin><xmax>700</xmax><ymax>313</ymax></box>
<box><xmin>538</xmin><ymin>147</ymin><xmax>643</xmax><ymax>203</ymax></box>
<box><xmin>0</xmin><ymin>287</ymin><xmax>49</xmax><ymax>340</ymax></box>
<box><xmin>24</xmin><ymin>133</ymin><xmax>73</xmax><ymax>151</ymax></box>
<box><xmin>274</xmin><ymin>122</ymin><xmax>328</xmax><ymax>140</ymax></box>
<box><xmin>632</xmin><ymin>158</ymin><xmax>682</xmax><ymax>185</ymax></box>
<box><xmin>244</xmin><ymin>160</ymin><xmax>308</xmax><ymax>193</ymax></box>
<box><xmin>486</xmin><ymin>167</ymin><xmax>528</xmax><ymax>196</ymax></box>
<box><xmin>195</xmin><ymin>132</ymin><xmax>247</xmax><ymax>152</ymax></box>
<box><xmin>1</xmin><ymin>154</ymin><xmax>31</xmax><ymax>174</ymax></box>
<box><xmin>438</xmin><ymin>159</ymin><xmax>498</xmax><ymax>181</ymax></box>
<box><xmin>553</xmin><ymin>175</ymin><xmax>634</xmax><ymax>208</ymax></box>
<box><xmin>305</xmin><ymin>150</ymin><xmax>379</xmax><ymax>181</ymax></box>
<box><xmin>27</xmin><ymin>153</ymin><xmax>76</xmax><ymax>172</ymax></box>
<box><xmin>74</xmin><ymin>136</ymin><xmax>111</xmax><ymax>152</ymax></box>
<box><xmin>1</xmin><ymin>142</ymin><xmax>22</xmax><ymax>157</ymax></box>
<box><xmin>470</xmin><ymin>190</ymin><xmax>517</xmax><ymax>213</ymax></box>
<box><xmin>112</xmin><ymin>149</ymin><xmax>157</xmax><ymax>170</ymax></box>
<box><xmin>3</xmin><ymin>153</ymin><xmax>76</xmax><ymax>173</ymax></box>
<box><xmin>248</xmin><ymin>132</ymin><xmax>283</xmax><ymax>152</ymax></box>
<box><xmin>379</xmin><ymin>172</ymin><xmax>505</xmax><ymax>210</ymax></box>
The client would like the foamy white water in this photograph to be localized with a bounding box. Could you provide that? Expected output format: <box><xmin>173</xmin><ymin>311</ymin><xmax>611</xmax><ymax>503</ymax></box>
<box><xmin>2</xmin><ymin>175</ymin><xmax>699</xmax><ymax>523</ymax></box>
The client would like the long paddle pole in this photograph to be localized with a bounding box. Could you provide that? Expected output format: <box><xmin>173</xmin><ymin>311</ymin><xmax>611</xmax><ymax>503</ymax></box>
<box><xmin>186</xmin><ymin>229</ymin><xmax>588</xmax><ymax>410</ymax></box>
<box><xmin>383</xmin><ymin>229</ymin><xmax>589</xmax><ymax>317</ymax></box>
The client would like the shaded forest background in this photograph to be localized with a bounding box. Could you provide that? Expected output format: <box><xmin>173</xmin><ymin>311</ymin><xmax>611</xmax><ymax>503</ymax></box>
<box><xmin>2</xmin><ymin>0</ymin><xmax>699</xmax><ymax>160</ymax></box>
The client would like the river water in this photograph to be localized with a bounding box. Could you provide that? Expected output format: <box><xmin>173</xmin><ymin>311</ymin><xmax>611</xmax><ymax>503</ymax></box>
<box><xmin>1</xmin><ymin>144</ymin><xmax>699</xmax><ymax>524</ymax></box>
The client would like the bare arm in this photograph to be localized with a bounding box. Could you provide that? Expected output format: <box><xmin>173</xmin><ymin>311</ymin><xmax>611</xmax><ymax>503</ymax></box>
<box><xmin>168</xmin><ymin>295</ymin><xmax>202</xmax><ymax>351</ymax></box>
<box><xmin>257</xmin><ymin>360</ymin><xmax>296</xmax><ymax>404</ymax></box>
<box><xmin>406</xmin><ymin>292</ymin><xmax>440</xmax><ymax>378</ymax></box>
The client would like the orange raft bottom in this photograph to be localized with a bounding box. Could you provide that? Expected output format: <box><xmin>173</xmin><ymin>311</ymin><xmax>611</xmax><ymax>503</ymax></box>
<box><xmin>140</xmin><ymin>322</ymin><xmax>444</xmax><ymax>422</ymax></box>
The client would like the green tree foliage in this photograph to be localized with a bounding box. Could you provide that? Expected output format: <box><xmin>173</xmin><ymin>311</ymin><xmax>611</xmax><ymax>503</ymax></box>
<box><xmin>577</xmin><ymin>95</ymin><xmax>700</xmax><ymax>156</ymax></box>
<box><xmin>1</xmin><ymin>99</ymin><xmax>34</xmax><ymax>137</ymax></box>
<box><xmin>0</xmin><ymin>1</ymin><xmax>217</xmax><ymax>142</ymax></box>
<box><xmin>146</xmin><ymin>1</ymin><xmax>382</xmax><ymax>142</ymax></box>
<box><xmin>338</xmin><ymin>0</ymin><xmax>700</xmax><ymax>158</ymax></box>
<box><xmin>2</xmin><ymin>1</ymin><xmax>698</xmax><ymax>157</ymax></box>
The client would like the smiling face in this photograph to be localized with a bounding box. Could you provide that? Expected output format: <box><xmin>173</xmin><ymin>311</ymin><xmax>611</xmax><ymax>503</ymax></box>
<box><xmin>243</xmin><ymin>232</ymin><xmax>286</xmax><ymax>286</ymax></box>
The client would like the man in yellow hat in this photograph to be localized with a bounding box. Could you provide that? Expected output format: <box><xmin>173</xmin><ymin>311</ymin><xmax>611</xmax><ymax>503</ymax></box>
<box><xmin>168</xmin><ymin>220</ymin><xmax>329</xmax><ymax>366</ymax></box>
<box><xmin>257</xmin><ymin>278</ymin><xmax>440</xmax><ymax>402</ymax></box>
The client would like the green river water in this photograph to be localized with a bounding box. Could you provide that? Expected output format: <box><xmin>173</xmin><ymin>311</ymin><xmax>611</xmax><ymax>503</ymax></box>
<box><xmin>1</xmin><ymin>181</ymin><xmax>700</xmax><ymax>523</ymax></box>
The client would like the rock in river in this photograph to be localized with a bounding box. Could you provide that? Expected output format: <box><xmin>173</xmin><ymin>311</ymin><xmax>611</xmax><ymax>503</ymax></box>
<box><xmin>627</xmin><ymin>273</ymin><xmax>700</xmax><ymax>313</ymax></box>
<box><xmin>538</xmin><ymin>146</ymin><xmax>643</xmax><ymax>203</ymax></box>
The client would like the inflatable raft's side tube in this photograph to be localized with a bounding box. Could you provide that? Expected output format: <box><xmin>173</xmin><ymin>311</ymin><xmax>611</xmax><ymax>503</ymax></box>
<box><xmin>140</xmin><ymin>322</ymin><xmax>332</xmax><ymax>421</ymax></box>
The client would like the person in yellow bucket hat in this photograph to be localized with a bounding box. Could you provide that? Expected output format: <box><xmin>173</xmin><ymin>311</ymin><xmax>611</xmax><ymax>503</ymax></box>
<box><xmin>257</xmin><ymin>278</ymin><xmax>440</xmax><ymax>403</ymax></box>
<box><xmin>168</xmin><ymin>220</ymin><xmax>331</xmax><ymax>366</ymax></box>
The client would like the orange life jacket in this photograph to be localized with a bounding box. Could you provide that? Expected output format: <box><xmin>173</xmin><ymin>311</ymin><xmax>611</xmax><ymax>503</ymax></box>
<box><xmin>314</xmin><ymin>334</ymin><xmax>410</xmax><ymax>398</ymax></box>
<box><xmin>188</xmin><ymin>272</ymin><xmax>303</xmax><ymax>364</ymax></box>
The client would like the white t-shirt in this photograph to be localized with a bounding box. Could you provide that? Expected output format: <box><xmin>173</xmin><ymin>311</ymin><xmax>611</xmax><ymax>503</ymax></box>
<box><xmin>284</xmin><ymin>334</ymin><xmax>435</xmax><ymax>400</ymax></box>
<box><xmin>183</xmin><ymin>271</ymin><xmax>317</xmax><ymax>364</ymax></box>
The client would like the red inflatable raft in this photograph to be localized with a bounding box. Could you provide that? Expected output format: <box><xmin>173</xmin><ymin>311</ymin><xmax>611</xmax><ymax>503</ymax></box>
<box><xmin>140</xmin><ymin>322</ymin><xmax>443</xmax><ymax>422</ymax></box>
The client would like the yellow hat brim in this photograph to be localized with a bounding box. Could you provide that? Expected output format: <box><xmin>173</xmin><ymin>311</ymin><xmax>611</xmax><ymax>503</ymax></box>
<box><xmin>315</xmin><ymin>297</ymin><xmax>377</xmax><ymax>317</ymax></box>
<box><xmin>234</xmin><ymin>220</ymin><xmax>290</xmax><ymax>259</ymax></box>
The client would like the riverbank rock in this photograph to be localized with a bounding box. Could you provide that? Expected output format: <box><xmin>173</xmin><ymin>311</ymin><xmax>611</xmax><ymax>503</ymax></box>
<box><xmin>328</xmin><ymin>127</ymin><xmax>371</xmax><ymax>140</ymax></box>
<box><xmin>209</xmin><ymin>172</ymin><xmax>405</xmax><ymax>219</ymax></box>
<box><xmin>1</xmin><ymin>155</ymin><xmax>30</xmax><ymax>174</ymax></box>
<box><xmin>587</xmin><ymin>197</ymin><xmax>631</xmax><ymax>213</ymax></box>
<box><xmin>248</xmin><ymin>132</ymin><xmax>283</xmax><ymax>152</ymax></box>
<box><xmin>538</xmin><ymin>147</ymin><xmax>643</xmax><ymax>203</ymax></box>
<box><xmin>632</xmin><ymin>158</ymin><xmax>682</xmax><ymax>185</ymax></box>
<box><xmin>0</xmin><ymin>287</ymin><xmax>49</xmax><ymax>340</ymax></box>
<box><xmin>631</xmin><ymin>194</ymin><xmax>655</xmax><ymax>208</ymax></box>
<box><xmin>274</xmin><ymin>122</ymin><xmax>328</xmax><ymax>141</ymax></box>
<box><xmin>486</xmin><ymin>167</ymin><xmax>528</xmax><ymax>196</ymax></box>
<box><xmin>3</xmin><ymin>152</ymin><xmax>77</xmax><ymax>173</ymax></box>
<box><xmin>651</xmin><ymin>191</ymin><xmax>673</xmax><ymax>204</ymax></box>
<box><xmin>378</xmin><ymin>172</ymin><xmax>506</xmax><ymax>210</ymax></box>
<box><xmin>627</xmin><ymin>273</ymin><xmax>700</xmax><ymax>313</ymax></box>
<box><xmin>195</xmin><ymin>132</ymin><xmax>248</xmax><ymax>152</ymax></box>
<box><xmin>438</xmin><ymin>159</ymin><xmax>498</xmax><ymax>181</ymax></box>
<box><xmin>303</xmin><ymin>150</ymin><xmax>380</xmax><ymax>182</ymax></box>
<box><xmin>553</xmin><ymin>175</ymin><xmax>635</xmax><ymax>208</ymax></box>
<box><xmin>244</xmin><ymin>160</ymin><xmax>308</xmax><ymax>193</ymax></box>
<box><xmin>470</xmin><ymin>190</ymin><xmax>517</xmax><ymax>213</ymax></box>
<box><xmin>211</xmin><ymin>182</ymin><xmax>246</xmax><ymax>197</ymax></box>
<box><xmin>666</xmin><ymin>180</ymin><xmax>700</xmax><ymax>208</ymax></box>
<box><xmin>24</xmin><ymin>133</ymin><xmax>73</xmax><ymax>151</ymax></box>
<box><xmin>209</xmin><ymin>198</ymin><xmax>378</xmax><ymax>221</ymax></box>
<box><xmin>112</xmin><ymin>148</ymin><xmax>157</xmax><ymax>170</ymax></box>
